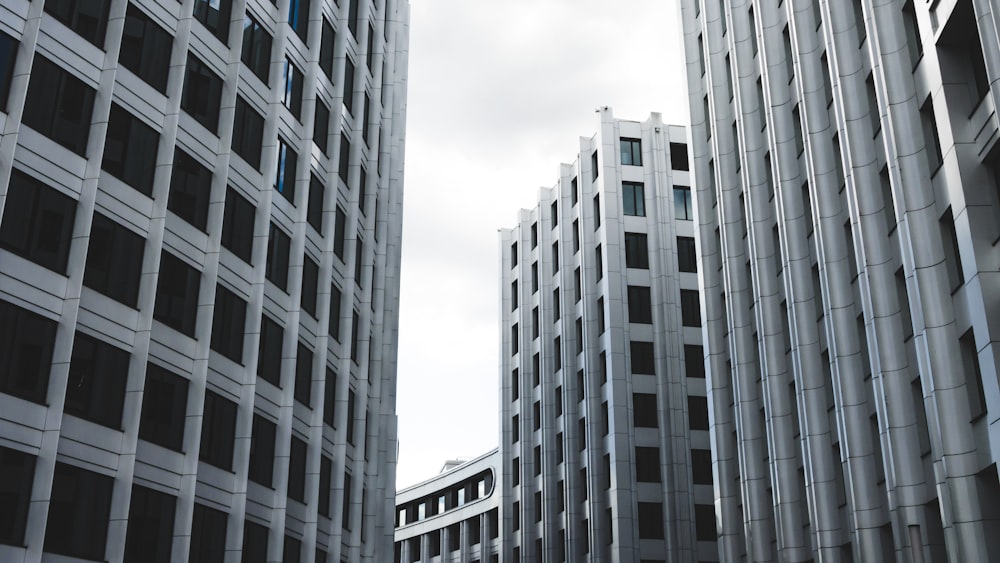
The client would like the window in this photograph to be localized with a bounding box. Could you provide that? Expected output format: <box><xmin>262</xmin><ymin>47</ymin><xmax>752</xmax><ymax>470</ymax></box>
<box><xmin>232</xmin><ymin>96</ymin><xmax>265</xmax><ymax>169</ymax></box>
<box><xmin>314</xmin><ymin>99</ymin><xmax>331</xmax><ymax>155</ymax></box>
<box><xmin>295</xmin><ymin>342</ymin><xmax>313</xmax><ymax>406</ymax></box>
<box><xmin>343</xmin><ymin>58</ymin><xmax>356</xmax><ymax>114</ymax></box>
<box><xmin>510</xmin><ymin>280</ymin><xmax>518</xmax><ymax>311</ymax></box>
<box><xmin>329</xmin><ymin>284</ymin><xmax>343</xmax><ymax>341</ymax></box>
<box><xmin>597</xmin><ymin>296</ymin><xmax>605</xmax><ymax>333</ymax></box>
<box><xmin>532</xmin><ymin>353</ymin><xmax>540</xmax><ymax>386</ymax></box>
<box><xmin>0</xmin><ymin>31</ymin><xmax>17</xmax><ymax>112</ymax></box>
<box><xmin>139</xmin><ymin>364</ymin><xmax>188</xmax><ymax>452</ymax></box>
<box><xmin>242</xmin><ymin>14</ymin><xmax>272</xmax><ymax>81</ymax></box>
<box><xmin>120</xmin><ymin>5</ymin><xmax>171</xmax><ymax>93</ymax></box>
<box><xmin>620</xmin><ymin>137</ymin><xmax>642</xmax><ymax>165</ymax></box>
<box><xmin>531</xmin><ymin>263</ymin><xmax>538</xmax><ymax>293</ymax></box>
<box><xmin>685</xmin><ymin>345</ymin><xmax>705</xmax><ymax>378</ymax></box>
<box><xmin>961</xmin><ymin>329</ymin><xmax>986</xmax><ymax>420</ymax></box>
<box><xmin>624</xmin><ymin>232</ymin><xmax>649</xmax><ymax>269</ymax></box>
<box><xmin>287</xmin><ymin>436</ymin><xmax>307</xmax><ymax>502</ymax></box>
<box><xmin>319</xmin><ymin>455</ymin><xmax>332</xmax><ymax>516</ymax></box>
<box><xmin>0</xmin><ymin>446</ymin><xmax>35</xmax><ymax>547</ymax></box>
<box><xmin>512</xmin><ymin>414</ymin><xmax>519</xmax><ymax>443</ymax></box>
<box><xmin>193</xmin><ymin>0</ymin><xmax>231</xmax><ymax>43</ymax></box>
<box><xmin>179</xmin><ymin>55</ymin><xmax>223</xmax><ymax>134</ymax></box>
<box><xmin>266</xmin><ymin>223</ymin><xmax>292</xmax><ymax>291</ymax></box>
<box><xmin>622</xmin><ymin>181</ymin><xmax>645</xmax><ymax>216</ymax></box>
<box><xmin>551</xmin><ymin>242</ymin><xmax>559</xmax><ymax>272</ymax></box>
<box><xmin>346</xmin><ymin>388</ymin><xmax>357</xmax><ymax>445</ymax></box>
<box><xmin>354</xmin><ymin>237</ymin><xmax>364</xmax><ymax>286</ymax></box>
<box><xmin>553</xmin><ymin>288</ymin><xmax>560</xmax><ymax>321</ymax></box>
<box><xmin>695</xmin><ymin>505</ymin><xmax>717</xmax><ymax>541</ymax></box>
<box><xmin>633</xmin><ymin>393</ymin><xmax>657</xmax><ymax>427</ymax></box>
<box><xmin>168</xmin><ymin>148</ymin><xmax>212</xmax><ymax>231</ymax></box>
<box><xmin>572</xmin><ymin>219</ymin><xmax>580</xmax><ymax>252</ymax></box>
<box><xmin>65</xmin><ymin>332</ymin><xmax>129</xmax><ymax>429</ymax></box>
<box><xmin>123</xmin><ymin>485</ymin><xmax>176</xmax><ymax>563</ymax></box>
<box><xmin>307</xmin><ymin>175</ymin><xmax>325</xmax><ymax>232</ymax></box>
<box><xmin>362</xmin><ymin>93</ymin><xmax>372</xmax><ymax>145</ymax></box>
<box><xmin>189</xmin><ymin>503</ymin><xmax>227</xmax><ymax>563</ymax></box>
<box><xmin>511</xmin><ymin>241</ymin><xmax>518</xmax><ymax>266</ymax></box>
<box><xmin>320</xmin><ymin>17</ymin><xmax>336</xmax><ymax>80</ymax></box>
<box><xmin>103</xmin><ymin>103</ymin><xmax>160</xmax><ymax>195</ymax></box>
<box><xmin>84</xmin><ymin>213</ymin><xmax>144</xmax><ymax>307</ymax></box>
<box><xmin>283</xmin><ymin>59</ymin><xmax>304</xmax><ymax>120</ymax></box>
<box><xmin>692</xmin><ymin>449</ymin><xmax>713</xmax><ymax>485</ymax></box>
<box><xmin>341</xmin><ymin>472</ymin><xmax>353</xmax><ymax>529</ymax></box>
<box><xmin>627</xmin><ymin>286</ymin><xmax>652</xmax><ymax>324</ymax></box>
<box><xmin>940</xmin><ymin>209</ymin><xmax>964</xmax><ymax>292</ymax></box>
<box><xmin>154</xmin><ymin>252</ymin><xmax>200</xmax><ymax>336</ymax></box>
<box><xmin>681</xmin><ymin>289</ymin><xmax>701</xmax><ymax>327</ymax></box>
<box><xmin>44</xmin><ymin>0</ymin><xmax>110</xmax><ymax>46</ymax></box>
<box><xmin>199</xmin><ymin>390</ymin><xmax>237</xmax><ymax>470</ymax></box>
<box><xmin>635</xmin><ymin>447</ymin><xmax>661</xmax><ymax>482</ymax></box>
<box><xmin>249</xmin><ymin>414</ymin><xmax>277</xmax><ymax>486</ymax></box>
<box><xmin>323</xmin><ymin>368</ymin><xmax>337</xmax><ymax>427</ymax></box>
<box><xmin>511</xmin><ymin>324</ymin><xmax>519</xmax><ymax>355</ymax></box>
<box><xmin>242</xmin><ymin>521</ymin><xmax>268</xmax><ymax>563</ymax></box>
<box><xmin>591</xmin><ymin>150</ymin><xmax>599</xmax><ymax>181</ymax></box>
<box><xmin>678</xmin><ymin>236</ymin><xmax>697</xmax><ymax>273</ymax></box>
<box><xmin>921</xmin><ymin>98</ymin><xmax>943</xmax><ymax>172</ymax></box>
<box><xmin>633</xmin><ymin>502</ymin><xmax>664</xmax><ymax>540</ymax></box>
<box><xmin>688</xmin><ymin>396</ymin><xmax>710</xmax><ymax>430</ymax></box>
<box><xmin>674</xmin><ymin>186</ymin><xmax>693</xmax><ymax>220</ymax></box>
<box><xmin>23</xmin><ymin>55</ymin><xmax>95</xmax><ymax>156</ymax></box>
<box><xmin>0</xmin><ymin>299</ymin><xmax>57</xmax><ymax>403</ymax></box>
<box><xmin>334</xmin><ymin>205</ymin><xmax>348</xmax><ymax>260</ymax></box>
<box><xmin>551</xmin><ymin>201</ymin><xmax>558</xmax><ymax>226</ymax></box>
<box><xmin>288</xmin><ymin>0</ymin><xmax>310</xmax><ymax>41</ymax></box>
<box><xmin>593</xmin><ymin>194</ymin><xmax>602</xmax><ymax>229</ymax></box>
<box><xmin>284</xmin><ymin>535</ymin><xmax>302</xmax><ymax>563</ymax></box>
<box><xmin>630</xmin><ymin>341</ymin><xmax>655</xmax><ymax>375</ymax></box>
<box><xmin>339</xmin><ymin>132</ymin><xmax>352</xmax><ymax>184</ymax></box>
<box><xmin>211</xmin><ymin>285</ymin><xmax>246</xmax><ymax>363</ymax></box>
<box><xmin>0</xmin><ymin>169</ymin><xmax>76</xmax><ymax>274</ymax></box>
<box><xmin>302</xmin><ymin>255</ymin><xmax>320</xmax><ymax>318</ymax></box>
<box><xmin>44</xmin><ymin>462</ymin><xmax>113</xmax><ymax>560</ymax></box>
<box><xmin>275</xmin><ymin>139</ymin><xmax>299</xmax><ymax>202</ymax></box>
<box><xmin>221</xmin><ymin>187</ymin><xmax>255</xmax><ymax>263</ymax></box>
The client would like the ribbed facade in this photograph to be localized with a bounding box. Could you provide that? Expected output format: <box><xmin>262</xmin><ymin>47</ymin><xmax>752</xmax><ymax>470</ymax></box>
<box><xmin>681</xmin><ymin>1</ymin><xmax>1000</xmax><ymax>562</ymax></box>
<box><xmin>498</xmin><ymin>110</ymin><xmax>720</xmax><ymax>563</ymax></box>
<box><xmin>0</xmin><ymin>0</ymin><xmax>408</xmax><ymax>560</ymax></box>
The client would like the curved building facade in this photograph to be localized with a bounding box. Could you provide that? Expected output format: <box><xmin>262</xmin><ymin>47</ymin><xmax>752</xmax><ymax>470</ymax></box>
<box><xmin>0</xmin><ymin>0</ymin><xmax>409</xmax><ymax>560</ymax></box>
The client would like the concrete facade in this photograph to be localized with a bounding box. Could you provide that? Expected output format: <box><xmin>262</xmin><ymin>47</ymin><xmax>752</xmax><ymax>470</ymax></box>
<box><xmin>498</xmin><ymin>110</ymin><xmax>720</xmax><ymax>563</ymax></box>
<box><xmin>0</xmin><ymin>0</ymin><xmax>408</xmax><ymax>560</ymax></box>
<box><xmin>680</xmin><ymin>1</ymin><xmax>1000</xmax><ymax>561</ymax></box>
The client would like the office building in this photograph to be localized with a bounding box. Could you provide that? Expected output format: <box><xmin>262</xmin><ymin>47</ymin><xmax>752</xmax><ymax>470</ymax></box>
<box><xmin>0</xmin><ymin>0</ymin><xmax>408</xmax><ymax>560</ymax></box>
<box><xmin>393</xmin><ymin>449</ymin><xmax>502</xmax><ymax>563</ymax></box>
<box><xmin>680</xmin><ymin>1</ymin><xmax>1000</xmax><ymax>561</ymax></box>
<box><xmin>499</xmin><ymin>109</ymin><xmax>719</xmax><ymax>562</ymax></box>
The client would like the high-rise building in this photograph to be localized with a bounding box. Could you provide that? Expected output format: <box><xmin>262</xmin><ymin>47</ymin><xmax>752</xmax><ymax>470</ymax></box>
<box><xmin>681</xmin><ymin>1</ymin><xmax>1000</xmax><ymax>561</ymax></box>
<box><xmin>498</xmin><ymin>109</ymin><xmax>719</xmax><ymax>562</ymax></box>
<box><xmin>0</xmin><ymin>0</ymin><xmax>408</xmax><ymax>560</ymax></box>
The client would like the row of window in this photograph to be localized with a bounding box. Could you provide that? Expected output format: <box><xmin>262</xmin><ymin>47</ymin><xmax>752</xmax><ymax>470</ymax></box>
<box><xmin>394</xmin><ymin>509</ymin><xmax>499</xmax><ymax>562</ymax></box>
<box><xmin>396</xmin><ymin>470</ymin><xmax>493</xmax><ymax>527</ymax></box>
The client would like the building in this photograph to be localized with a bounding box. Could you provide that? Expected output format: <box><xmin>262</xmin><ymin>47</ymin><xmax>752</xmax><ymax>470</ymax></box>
<box><xmin>393</xmin><ymin>449</ymin><xmax>502</xmax><ymax>563</ymax></box>
<box><xmin>0</xmin><ymin>0</ymin><xmax>408</xmax><ymax>560</ymax></box>
<box><xmin>680</xmin><ymin>1</ymin><xmax>1000</xmax><ymax>561</ymax></box>
<box><xmin>498</xmin><ymin>109</ymin><xmax>719</xmax><ymax>562</ymax></box>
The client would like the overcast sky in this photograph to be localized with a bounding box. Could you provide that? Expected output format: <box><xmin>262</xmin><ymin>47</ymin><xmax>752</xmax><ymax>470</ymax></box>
<box><xmin>395</xmin><ymin>0</ymin><xmax>690</xmax><ymax>489</ymax></box>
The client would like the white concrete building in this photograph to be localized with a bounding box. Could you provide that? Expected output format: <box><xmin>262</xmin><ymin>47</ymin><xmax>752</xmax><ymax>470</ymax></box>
<box><xmin>0</xmin><ymin>0</ymin><xmax>408</xmax><ymax>560</ymax></box>
<box><xmin>498</xmin><ymin>110</ymin><xmax>719</xmax><ymax>563</ymax></box>
<box><xmin>680</xmin><ymin>1</ymin><xmax>1000</xmax><ymax>562</ymax></box>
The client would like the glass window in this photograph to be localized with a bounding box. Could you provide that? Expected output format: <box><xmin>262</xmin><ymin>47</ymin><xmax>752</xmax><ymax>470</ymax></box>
<box><xmin>333</xmin><ymin>205</ymin><xmax>347</xmax><ymax>260</ymax></box>
<box><xmin>302</xmin><ymin>255</ymin><xmax>320</xmax><ymax>318</ymax></box>
<box><xmin>674</xmin><ymin>186</ymin><xmax>693</xmax><ymax>220</ymax></box>
<box><xmin>44</xmin><ymin>0</ymin><xmax>110</xmax><ymax>47</ymax></box>
<box><xmin>103</xmin><ymin>103</ymin><xmax>160</xmax><ymax>195</ymax></box>
<box><xmin>620</xmin><ymin>137</ymin><xmax>641</xmax><ymax>165</ymax></box>
<box><xmin>307</xmin><ymin>174</ymin><xmax>325</xmax><ymax>232</ymax></box>
<box><xmin>0</xmin><ymin>299</ymin><xmax>57</xmax><ymax>403</ymax></box>
<box><xmin>678</xmin><ymin>236</ymin><xmax>697</xmax><ymax>273</ymax></box>
<box><xmin>319</xmin><ymin>455</ymin><xmax>332</xmax><ymax>516</ymax></box>
<box><xmin>123</xmin><ymin>485</ymin><xmax>176</xmax><ymax>563</ymax></box>
<box><xmin>343</xmin><ymin>58</ymin><xmax>356</xmax><ymax>114</ymax></box>
<box><xmin>275</xmin><ymin>138</ymin><xmax>299</xmax><ymax>202</ymax></box>
<box><xmin>248</xmin><ymin>413</ymin><xmax>276</xmax><ymax>486</ymax></box>
<box><xmin>211</xmin><ymin>285</ymin><xmax>246</xmax><ymax>363</ymax></box>
<box><xmin>681</xmin><ymin>289</ymin><xmax>701</xmax><ymax>327</ymax></box>
<box><xmin>670</xmin><ymin>142</ymin><xmax>689</xmax><ymax>170</ymax></box>
<box><xmin>622</xmin><ymin>181</ymin><xmax>644</xmax><ymax>216</ymax></box>
<box><xmin>120</xmin><ymin>5</ymin><xmax>172</xmax><ymax>93</ymax></box>
<box><xmin>347</xmin><ymin>0</ymin><xmax>359</xmax><ymax>38</ymax></box>
<box><xmin>193</xmin><ymin>0</ymin><xmax>231</xmax><ymax>44</ymax></box>
<box><xmin>320</xmin><ymin>18</ymin><xmax>335</xmax><ymax>81</ymax></box>
<box><xmin>189</xmin><ymin>503</ymin><xmax>227</xmax><ymax>563</ymax></box>
<box><xmin>138</xmin><ymin>364</ymin><xmax>189</xmax><ymax>452</ymax></box>
<box><xmin>695</xmin><ymin>505</ymin><xmax>718</xmax><ymax>541</ymax></box>
<box><xmin>685</xmin><ymin>344</ymin><xmax>705</xmax><ymax>378</ymax></box>
<box><xmin>633</xmin><ymin>393</ymin><xmax>657</xmax><ymax>427</ymax></box>
<box><xmin>0</xmin><ymin>446</ymin><xmax>35</xmax><ymax>547</ymax></box>
<box><xmin>0</xmin><ymin>169</ymin><xmax>76</xmax><ymax>274</ymax></box>
<box><xmin>630</xmin><ymin>341</ymin><xmax>655</xmax><ymax>375</ymax></box>
<box><xmin>181</xmin><ymin>53</ymin><xmax>223</xmax><ymax>134</ymax></box>
<box><xmin>168</xmin><ymin>148</ymin><xmax>212</xmax><ymax>231</ymax></box>
<box><xmin>338</xmin><ymin>132</ymin><xmax>351</xmax><ymax>184</ymax></box>
<box><xmin>266</xmin><ymin>223</ymin><xmax>291</xmax><ymax>291</ymax></box>
<box><xmin>154</xmin><ymin>252</ymin><xmax>200</xmax><ymax>336</ymax></box>
<box><xmin>329</xmin><ymin>284</ymin><xmax>342</xmax><ymax>341</ymax></box>
<box><xmin>635</xmin><ymin>447</ymin><xmax>661</xmax><ymax>482</ymax></box>
<box><xmin>323</xmin><ymin>367</ymin><xmax>337</xmax><ymax>428</ymax></box>
<box><xmin>283</xmin><ymin>535</ymin><xmax>302</xmax><ymax>563</ymax></box>
<box><xmin>65</xmin><ymin>331</ymin><xmax>129</xmax><ymax>429</ymax></box>
<box><xmin>0</xmin><ymin>30</ymin><xmax>18</xmax><ymax>112</ymax></box>
<box><xmin>688</xmin><ymin>396</ymin><xmax>710</xmax><ymax>430</ymax></box>
<box><xmin>257</xmin><ymin>315</ymin><xmax>284</xmax><ymax>387</ymax></box>
<box><xmin>44</xmin><ymin>462</ymin><xmax>113</xmax><ymax>560</ymax></box>
<box><xmin>84</xmin><ymin>213</ymin><xmax>144</xmax><ymax>307</ymax></box>
<box><xmin>283</xmin><ymin>59</ymin><xmax>304</xmax><ymax>120</ymax></box>
<box><xmin>241</xmin><ymin>14</ymin><xmax>272</xmax><ymax>82</ymax></box>
<box><xmin>288</xmin><ymin>437</ymin><xmax>307</xmax><ymax>502</ymax></box>
<box><xmin>314</xmin><ymin>99</ymin><xmax>331</xmax><ymax>154</ymax></box>
<box><xmin>221</xmin><ymin>187</ymin><xmax>255</xmax><ymax>263</ymax></box>
<box><xmin>242</xmin><ymin>520</ymin><xmax>268</xmax><ymax>563</ymax></box>
<box><xmin>288</xmin><ymin>0</ymin><xmax>310</xmax><ymax>42</ymax></box>
<box><xmin>591</xmin><ymin>150</ymin><xmax>599</xmax><ymax>181</ymax></box>
<box><xmin>232</xmin><ymin>96</ymin><xmax>265</xmax><ymax>169</ymax></box>
<box><xmin>692</xmin><ymin>449</ymin><xmax>713</xmax><ymax>485</ymax></box>
<box><xmin>624</xmin><ymin>232</ymin><xmax>649</xmax><ymax>269</ymax></box>
<box><xmin>294</xmin><ymin>342</ymin><xmax>313</xmax><ymax>406</ymax></box>
<box><xmin>22</xmin><ymin>55</ymin><xmax>96</xmax><ymax>156</ymax></box>
<box><xmin>637</xmin><ymin>503</ymin><xmax>664</xmax><ymax>539</ymax></box>
<box><xmin>627</xmin><ymin>285</ymin><xmax>652</xmax><ymax>324</ymax></box>
<box><xmin>199</xmin><ymin>390</ymin><xmax>236</xmax><ymax>470</ymax></box>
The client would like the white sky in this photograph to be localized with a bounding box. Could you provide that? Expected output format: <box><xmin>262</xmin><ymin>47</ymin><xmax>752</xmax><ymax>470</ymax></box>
<box><xmin>395</xmin><ymin>0</ymin><xmax>690</xmax><ymax>489</ymax></box>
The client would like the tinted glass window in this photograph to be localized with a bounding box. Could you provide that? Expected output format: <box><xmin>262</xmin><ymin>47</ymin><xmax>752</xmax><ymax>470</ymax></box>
<box><xmin>302</xmin><ymin>255</ymin><xmax>319</xmax><ymax>318</ymax></box>
<box><xmin>23</xmin><ymin>55</ymin><xmax>95</xmax><ymax>156</ymax></box>
<box><xmin>314</xmin><ymin>99</ymin><xmax>331</xmax><ymax>155</ymax></box>
<box><xmin>333</xmin><ymin>206</ymin><xmax>347</xmax><ymax>260</ymax></box>
<box><xmin>307</xmin><ymin>174</ymin><xmax>325</xmax><ymax>232</ymax></box>
<box><xmin>0</xmin><ymin>169</ymin><xmax>76</xmax><ymax>274</ymax></box>
<box><xmin>343</xmin><ymin>58</ymin><xmax>355</xmax><ymax>114</ymax></box>
<box><xmin>242</xmin><ymin>520</ymin><xmax>268</xmax><ymax>563</ymax></box>
<box><xmin>192</xmin><ymin>0</ymin><xmax>231</xmax><ymax>43</ymax></box>
<box><xmin>287</xmin><ymin>437</ymin><xmax>307</xmax><ymax>502</ymax></box>
<box><xmin>103</xmin><ymin>103</ymin><xmax>160</xmax><ymax>195</ymax></box>
<box><xmin>283</xmin><ymin>60</ymin><xmax>303</xmax><ymax>120</ymax></box>
<box><xmin>221</xmin><ymin>187</ymin><xmax>255</xmax><ymax>263</ymax></box>
<box><xmin>0</xmin><ymin>30</ymin><xmax>18</xmax><ymax>112</ymax></box>
<box><xmin>44</xmin><ymin>0</ymin><xmax>110</xmax><ymax>47</ymax></box>
<box><xmin>232</xmin><ymin>97</ymin><xmax>264</xmax><ymax>169</ymax></box>
<box><xmin>624</xmin><ymin>232</ymin><xmax>649</xmax><ymax>269</ymax></box>
<box><xmin>181</xmin><ymin>53</ymin><xmax>223</xmax><ymax>133</ymax></box>
<box><xmin>44</xmin><ymin>462</ymin><xmax>113</xmax><ymax>560</ymax></box>
<box><xmin>211</xmin><ymin>285</ymin><xmax>247</xmax><ymax>363</ymax></box>
<box><xmin>294</xmin><ymin>342</ymin><xmax>313</xmax><ymax>406</ymax></box>
<box><xmin>319</xmin><ymin>19</ymin><xmax>335</xmax><ymax>80</ymax></box>
<box><xmin>189</xmin><ymin>503</ymin><xmax>227</xmax><ymax>563</ymax></box>
<box><xmin>329</xmin><ymin>284</ymin><xmax>342</xmax><ymax>340</ymax></box>
<box><xmin>288</xmin><ymin>0</ymin><xmax>310</xmax><ymax>42</ymax></box>
<box><xmin>248</xmin><ymin>413</ymin><xmax>276</xmax><ymax>486</ymax></box>
<box><xmin>0</xmin><ymin>446</ymin><xmax>36</xmax><ymax>547</ymax></box>
<box><xmin>275</xmin><ymin>139</ymin><xmax>298</xmax><ymax>202</ymax></box>
<box><xmin>266</xmin><ymin>223</ymin><xmax>291</xmax><ymax>291</ymax></box>
<box><xmin>241</xmin><ymin>14</ymin><xmax>272</xmax><ymax>81</ymax></box>
<box><xmin>0</xmin><ymin>299</ymin><xmax>57</xmax><ymax>403</ymax></box>
<box><xmin>120</xmin><ymin>5</ymin><xmax>171</xmax><ymax>93</ymax></box>
<box><xmin>84</xmin><ymin>213</ymin><xmax>145</xmax><ymax>307</ymax></box>
<box><xmin>199</xmin><ymin>390</ymin><xmax>236</xmax><ymax>470</ymax></box>
<box><xmin>123</xmin><ymin>485</ymin><xmax>176</xmax><ymax>563</ymax></box>
<box><xmin>258</xmin><ymin>315</ymin><xmax>283</xmax><ymax>387</ymax></box>
<box><xmin>168</xmin><ymin>148</ymin><xmax>212</xmax><ymax>231</ymax></box>
<box><xmin>138</xmin><ymin>364</ymin><xmax>189</xmax><ymax>452</ymax></box>
<box><xmin>154</xmin><ymin>252</ymin><xmax>200</xmax><ymax>336</ymax></box>
<box><xmin>65</xmin><ymin>332</ymin><xmax>129</xmax><ymax>429</ymax></box>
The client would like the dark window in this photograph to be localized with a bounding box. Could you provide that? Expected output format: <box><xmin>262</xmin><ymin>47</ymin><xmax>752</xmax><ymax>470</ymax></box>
<box><xmin>84</xmin><ymin>213</ymin><xmax>144</xmax><ymax>307</ymax></box>
<box><xmin>338</xmin><ymin>132</ymin><xmax>352</xmax><ymax>184</ymax></box>
<box><xmin>347</xmin><ymin>0</ymin><xmax>359</xmax><ymax>38</ymax></box>
<box><xmin>44</xmin><ymin>0</ymin><xmax>110</xmax><ymax>47</ymax></box>
<box><xmin>221</xmin><ymin>187</ymin><xmax>255</xmax><ymax>263</ymax></box>
<box><xmin>249</xmin><ymin>413</ymin><xmax>277</xmax><ymax>486</ymax></box>
<box><xmin>346</xmin><ymin>388</ymin><xmax>357</xmax><ymax>444</ymax></box>
<box><xmin>314</xmin><ymin>99</ymin><xmax>331</xmax><ymax>155</ymax></box>
<box><xmin>685</xmin><ymin>345</ymin><xmax>705</xmax><ymax>378</ymax></box>
<box><xmin>674</xmin><ymin>186</ymin><xmax>693</xmax><ymax>220</ymax></box>
<box><xmin>692</xmin><ymin>449</ymin><xmax>713</xmax><ymax>485</ymax></box>
<box><xmin>283</xmin><ymin>59</ymin><xmax>304</xmax><ymax>120</ymax></box>
<box><xmin>362</xmin><ymin>92</ymin><xmax>371</xmax><ymax>145</ymax></box>
<box><xmin>637</xmin><ymin>502</ymin><xmax>664</xmax><ymax>539</ymax></box>
<box><xmin>670</xmin><ymin>142</ymin><xmax>689</xmax><ymax>170</ymax></box>
<box><xmin>65</xmin><ymin>332</ymin><xmax>129</xmax><ymax>429</ymax></box>
<box><xmin>342</xmin><ymin>472</ymin><xmax>353</xmax><ymax>529</ymax></box>
<box><xmin>242</xmin><ymin>14</ymin><xmax>272</xmax><ymax>81</ymax></box>
<box><xmin>0</xmin><ymin>169</ymin><xmax>76</xmax><ymax>274</ymax></box>
<box><xmin>688</xmin><ymin>396</ymin><xmax>709</xmax><ymax>430</ymax></box>
<box><xmin>681</xmin><ymin>289</ymin><xmax>701</xmax><ymax>327</ymax></box>
<box><xmin>44</xmin><ymin>462</ymin><xmax>113</xmax><ymax>560</ymax></box>
<box><xmin>199</xmin><ymin>390</ymin><xmax>237</xmax><ymax>470</ymax></box>
<box><xmin>624</xmin><ymin>232</ymin><xmax>649</xmax><ymax>269</ymax></box>
<box><xmin>571</xmin><ymin>177</ymin><xmax>578</xmax><ymax>205</ymax></box>
<box><xmin>242</xmin><ymin>520</ymin><xmax>268</xmax><ymax>563</ymax></box>
<box><xmin>0</xmin><ymin>30</ymin><xmax>18</xmax><ymax>112</ymax></box>
<box><xmin>366</xmin><ymin>23</ymin><xmax>375</xmax><ymax>71</ymax></box>
<box><xmin>258</xmin><ymin>315</ymin><xmax>284</xmax><ymax>387</ymax></box>
<box><xmin>120</xmin><ymin>5</ymin><xmax>171</xmax><ymax>93</ymax></box>
<box><xmin>334</xmin><ymin>206</ymin><xmax>348</xmax><ymax>260</ymax></box>
<box><xmin>350</xmin><ymin>310</ymin><xmax>360</xmax><ymax>363</ymax></box>
<box><xmin>329</xmin><ymin>284</ymin><xmax>343</xmax><ymax>341</ymax></box>
<box><xmin>319</xmin><ymin>455</ymin><xmax>332</xmax><ymax>517</ymax></box>
<box><xmin>593</xmin><ymin>194</ymin><xmax>601</xmax><ymax>229</ymax></box>
<box><xmin>307</xmin><ymin>175</ymin><xmax>325</xmax><ymax>232</ymax></box>
<box><xmin>320</xmin><ymin>19</ymin><xmax>335</xmax><ymax>80</ymax></box>
<box><xmin>343</xmin><ymin>58</ymin><xmax>356</xmax><ymax>114</ymax></box>
<box><xmin>627</xmin><ymin>285</ymin><xmax>652</xmax><ymax>324</ymax></box>
<box><xmin>294</xmin><ymin>342</ymin><xmax>313</xmax><ymax>406</ymax></box>
<box><xmin>168</xmin><ymin>148</ymin><xmax>212</xmax><ymax>231</ymax></box>
<box><xmin>531</xmin><ymin>263</ymin><xmax>538</xmax><ymax>293</ymax></box>
<box><xmin>622</xmin><ymin>181</ymin><xmax>644</xmax><ymax>216</ymax></box>
<box><xmin>189</xmin><ymin>503</ymin><xmax>227</xmax><ymax>563</ymax></box>
<box><xmin>211</xmin><ymin>285</ymin><xmax>246</xmax><ymax>363</ymax></box>
<box><xmin>154</xmin><ymin>252</ymin><xmax>200</xmax><ymax>337</ymax></box>
<box><xmin>620</xmin><ymin>137</ymin><xmax>641</xmax><ymax>165</ymax></box>
<box><xmin>302</xmin><ymin>255</ymin><xmax>320</xmax><ymax>318</ymax></box>
<box><xmin>572</xmin><ymin>219</ymin><xmax>580</xmax><ymax>252</ymax></box>
<box><xmin>104</xmin><ymin>103</ymin><xmax>160</xmax><ymax>196</ymax></box>
<box><xmin>510</xmin><ymin>323</ymin><xmax>518</xmax><ymax>355</ymax></box>
<box><xmin>695</xmin><ymin>504</ymin><xmax>717</xmax><ymax>541</ymax></box>
<box><xmin>232</xmin><ymin>96</ymin><xmax>265</xmax><ymax>169</ymax></box>
<box><xmin>283</xmin><ymin>535</ymin><xmax>301</xmax><ymax>563</ymax></box>
<box><xmin>635</xmin><ymin>447</ymin><xmax>661</xmax><ymax>482</ymax></box>
<box><xmin>288</xmin><ymin>437</ymin><xmax>307</xmax><ymax>502</ymax></box>
<box><xmin>630</xmin><ymin>341</ymin><xmax>655</xmax><ymax>375</ymax></box>
<box><xmin>275</xmin><ymin>138</ymin><xmax>298</xmax><ymax>202</ymax></box>
<box><xmin>181</xmin><ymin>53</ymin><xmax>223</xmax><ymax>133</ymax></box>
<box><xmin>139</xmin><ymin>364</ymin><xmax>188</xmax><ymax>452</ymax></box>
<box><xmin>193</xmin><ymin>0</ymin><xmax>231</xmax><ymax>44</ymax></box>
<box><xmin>123</xmin><ymin>485</ymin><xmax>176</xmax><ymax>563</ymax></box>
<box><xmin>678</xmin><ymin>236</ymin><xmax>697</xmax><ymax>273</ymax></box>
<box><xmin>530</xmin><ymin>223</ymin><xmax>538</xmax><ymax>248</ymax></box>
<box><xmin>511</xmin><ymin>241</ymin><xmax>518</xmax><ymax>266</ymax></box>
<box><xmin>0</xmin><ymin>299</ymin><xmax>57</xmax><ymax>403</ymax></box>
<box><xmin>633</xmin><ymin>393</ymin><xmax>657</xmax><ymax>427</ymax></box>
<box><xmin>266</xmin><ymin>223</ymin><xmax>292</xmax><ymax>291</ymax></box>
<box><xmin>574</xmin><ymin>267</ymin><xmax>581</xmax><ymax>302</ymax></box>
<box><xmin>23</xmin><ymin>55</ymin><xmax>95</xmax><ymax>156</ymax></box>
<box><xmin>288</xmin><ymin>0</ymin><xmax>310</xmax><ymax>42</ymax></box>
<box><xmin>591</xmin><ymin>150</ymin><xmax>599</xmax><ymax>181</ymax></box>
<box><xmin>550</xmin><ymin>201</ymin><xmax>558</xmax><ymax>226</ymax></box>
<box><xmin>511</xmin><ymin>280</ymin><xmax>518</xmax><ymax>311</ymax></box>
<box><xmin>0</xmin><ymin>446</ymin><xmax>35</xmax><ymax>547</ymax></box>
